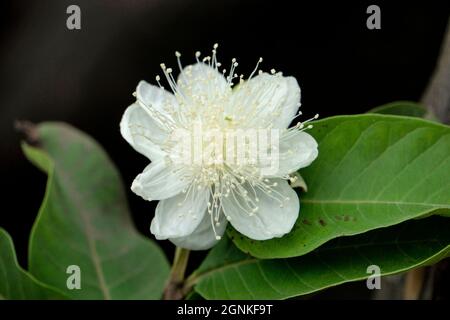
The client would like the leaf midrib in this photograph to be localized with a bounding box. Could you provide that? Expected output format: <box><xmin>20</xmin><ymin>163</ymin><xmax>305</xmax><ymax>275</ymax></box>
<box><xmin>56</xmin><ymin>164</ymin><xmax>112</xmax><ymax>300</ymax></box>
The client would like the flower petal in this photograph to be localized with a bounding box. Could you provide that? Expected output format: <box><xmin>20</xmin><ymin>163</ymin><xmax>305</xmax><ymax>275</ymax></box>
<box><xmin>120</xmin><ymin>103</ymin><xmax>167</xmax><ymax>160</ymax></box>
<box><xmin>274</xmin><ymin>131</ymin><xmax>318</xmax><ymax>177</ymax></box>
<box><xmin>276</xmin><ymin>77</ymin><xmax>302</xmax><ymax>129</ymax></box>
<box><xmin>136</xmin><ymin>80</ymin><xmax>177</xmax><ymax>121</ymax></box>
<box><xmin>131</xmin><ymin>160</ymin><xmax>190</xmax><ymax>201</ymax></box>
<box><xmin>150</xmin><ymin>187</ymin><xmax>209</xmax><ymax>239</ymax></box>
<box><xmin>222</xmin><ymin>179</ymin><xmax>299</xmax><ymax>240</ymax></box>
<box><xmin>227</xmin><ymin>73</ymin><xmax>301</xmax><ymax>129</ymax></box>
<box><xmin>177</xmin><ymin>63</ymin><xmax>230</xmax><ymax>104</ymax></box>
<box><xmin>169</xmin><ymin>210</ymin><xmax>228</xmax><ymax>250</ymax></box>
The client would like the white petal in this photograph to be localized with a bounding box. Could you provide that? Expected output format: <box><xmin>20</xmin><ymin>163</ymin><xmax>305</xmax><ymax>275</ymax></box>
<box><xmin>150</xmin><ymin>188</ymin><xmax>209</xmax><ymax>239</ymax></box>
<box><xmin>131</xmin><ymin>160</ymin><xmax>189</xmax><ymax>201</ymax></box>
<box><xmin>276</xmin><ymin>77</ymin><xmax>301</xmax><ymax>129</ymax></box>
<box><xmin>227</xmin><ymin>73</ymin><xmax>301</xmax><ymax>129</ymax></box>
<box><xmin>169</xmin><ymin>210</ymin><xmax>228</xmax><ymax>250</ymax></box>
<box><xmin>222</xmin><ymin>179</ymin><xmax>299</xmax><ymax>240</ymax></box>
<box><xmin>177</xmin><ymin>63</ymin><xmax>230</xmax><ymax>103</ymax></box>
<box><xmin>136</xmin><ymin>80</ymin><xmax>177</xmax><ymax>121</ymax></box>
<box><xmin>274</xmin><ymin>131</ymin><xmax>318</xmax><ymax>177</ymax></box>
<box><xmin>120</xmin><ymin>103</ymin><xmax>167</xmax><ymax>160</ymax></box>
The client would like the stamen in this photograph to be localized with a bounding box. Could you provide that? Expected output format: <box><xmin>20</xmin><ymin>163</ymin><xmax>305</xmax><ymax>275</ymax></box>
<box><xmin>155</xmin><ymin>75</ymin><xmax>162</xmax><ymax>88</ymax></box>
<box><xmin>249</xmin><ymin>57</ymin><xmax>263</xmax><ymax>79</ymax></box>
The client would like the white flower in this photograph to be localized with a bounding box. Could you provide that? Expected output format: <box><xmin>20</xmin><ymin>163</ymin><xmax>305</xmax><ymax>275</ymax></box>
<box><xmin>120</xmin><ymin>45</ymin><xmax>318</xmax><ymax>250</ymax></box>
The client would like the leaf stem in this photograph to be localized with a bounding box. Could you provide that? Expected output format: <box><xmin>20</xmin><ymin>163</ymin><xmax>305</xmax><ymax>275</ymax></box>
<box><xmin>163</xmin><ymin>247</ymin><xmax>190</xmax><ymax>300</ymax></box>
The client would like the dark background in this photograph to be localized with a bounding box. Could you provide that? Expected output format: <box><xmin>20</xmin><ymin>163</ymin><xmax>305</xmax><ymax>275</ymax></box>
<box><xmin>0</xmin><ymin>0</ymin><xmax>449</xmax><ymax>299</ymax></box>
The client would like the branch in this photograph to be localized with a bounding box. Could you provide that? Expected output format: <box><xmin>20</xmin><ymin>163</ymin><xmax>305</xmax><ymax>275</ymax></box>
<box><xmin>163</xmin><ymin>247</ymin><xmax>190</xmax><ymax>300</ymax></box>
<box><xmin>402</xmin><ymin>17</ymin><xmax>450</xmax><ymax>300</ymax></box>
<box><xmin>421</xmin><ymin>17</ymin><xmax>450</xmax><ymax>123</ymax></box>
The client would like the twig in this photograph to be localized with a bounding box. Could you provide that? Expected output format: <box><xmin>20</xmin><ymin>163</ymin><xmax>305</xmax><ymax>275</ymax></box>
<box><xmin>403</xmin><ymin>17</ymin><xmax>450</xmax><ymax>300</ymax></box>
<box><xmin>14</xmin><ymin>120</ymin><xmax>39</xmax><ymax>145</ymax></box>
<box><xmin>403</xmin><ymin>268</ymin><xmax>427</xmax><ymax>299</ymax></box>
<box><xmin>421</xmin><ymin>17</ymin><xmax>450</xmax><ymax>123</ymax></box>
<box><xmin>163</xmin><ymin>247</ymin><xmax>190</xmax><ymax>300</ymax></box>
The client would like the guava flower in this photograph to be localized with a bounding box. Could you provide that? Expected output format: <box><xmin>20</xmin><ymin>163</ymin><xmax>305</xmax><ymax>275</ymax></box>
<box><xmin>120</xmin><ymin>45</ymin><xmax>318</xmax><ymax>250</ymax></box>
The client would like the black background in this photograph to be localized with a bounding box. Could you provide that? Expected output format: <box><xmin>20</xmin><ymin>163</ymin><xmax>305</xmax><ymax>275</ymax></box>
<box><xmin>0</xmin><ymin>300</ymin><xmax>447</xmax><ymax>318</ymax></box>
<box><xmin>0</xmin><ymin>0</ymin><xmax>449</xmax><ymax>299</ymax></box>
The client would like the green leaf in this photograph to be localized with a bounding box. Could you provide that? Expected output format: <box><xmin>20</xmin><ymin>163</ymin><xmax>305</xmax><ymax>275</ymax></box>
<box><xmin>185</xmin><ymin>291</ymin><xmax>205</xmax><ymax>300</ymax></box>
<box><xmin>367</xmin><ymin>101</ymin><xmax>427</xmax><ymax>118</ymax></box>
<box><xmin>230</xmin><ymin>115</ymin><xmax>450</xmax><ymax>258</ymax></box>
<box><xmin>367</xmin><ymin>101</ymin><xmax>439</xmax><ymax>122</ymax></box>
<box><xmin>22</xmin><ymin>122</ymin><xmax>170</xmax><ymax>299</ymax></box>
<box><xmin>0</xmin><ymin>228</ymin><xmax>67</xmax><ymax>299</ymax></box>
<box><xmin>193</xmin><ymin>216</ymin><xmax>450</xmax><ymax>299</ymax></box>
